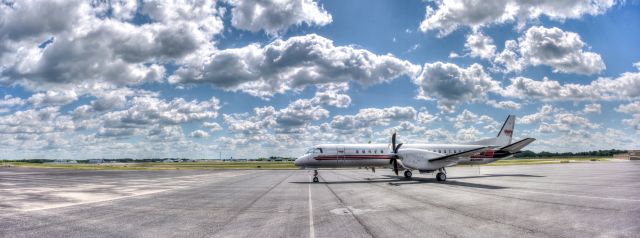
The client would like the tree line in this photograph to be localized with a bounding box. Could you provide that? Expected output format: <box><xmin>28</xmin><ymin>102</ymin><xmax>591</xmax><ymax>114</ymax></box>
<box><xmin>515</xmin><ymin>149</ymin><xmax>627</xmax><ymax>158</ymax></box>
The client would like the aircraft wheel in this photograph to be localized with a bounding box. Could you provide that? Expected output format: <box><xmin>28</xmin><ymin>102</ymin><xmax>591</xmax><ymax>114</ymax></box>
<box><xmin>404</xmin><ymin>170</ymin><xmax>412</xmax><ymax>179</ymax></box>
<box><xmin>313</xmin><ymin>177</ymin><xmax>319</xmax><ymax>183</ymax></box>
<box><xmin>436</xmin><ymin>172</ymin><xmax>447</xmax><ymax>182</ymax></box>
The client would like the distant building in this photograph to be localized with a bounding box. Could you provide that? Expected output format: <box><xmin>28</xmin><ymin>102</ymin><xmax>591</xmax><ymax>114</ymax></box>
<box><xmin>88</xmin><ymin>159</ymin><xmax>104</xmax><ymax>164</ymax></box>
<box><xmin>49</xmin><ymin>159</ymin><xmax>78</xmax><ymax>164</ymax></box>
<box><xmin>613</xmin><ymin>151</ymin><xmax>640</xmax><ymax>160</ymax></box>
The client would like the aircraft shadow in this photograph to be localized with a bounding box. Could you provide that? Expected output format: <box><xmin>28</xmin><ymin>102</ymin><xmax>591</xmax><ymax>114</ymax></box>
<box><xmin>450</xmin><ymin>174</ymin><xmax>545</xmax><ymax>179</ymax></box>
<box><xmin>291</xmin><ymin>176</ymin><xmax>510</xmax><ymax>189</ymax></box>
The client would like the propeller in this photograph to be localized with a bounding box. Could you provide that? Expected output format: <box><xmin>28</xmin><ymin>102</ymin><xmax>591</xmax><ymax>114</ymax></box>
<box><xmin>389</xmin><ymin>132</ymin><xmax>403</xmax><ymax>175</ymax></box>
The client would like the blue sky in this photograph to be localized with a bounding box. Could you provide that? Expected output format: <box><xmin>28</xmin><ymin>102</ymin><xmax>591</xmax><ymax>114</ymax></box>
<box><xmin>0</xmin><ymin>0</ymin><xmax>639</xmax><ymax>159</ymax></box>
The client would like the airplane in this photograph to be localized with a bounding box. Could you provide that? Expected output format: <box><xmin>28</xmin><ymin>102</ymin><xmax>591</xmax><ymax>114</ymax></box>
<box><xmin>294</xmin><ymin>115</ymin><xmax>535</xmax><ymax>183</ymax></box>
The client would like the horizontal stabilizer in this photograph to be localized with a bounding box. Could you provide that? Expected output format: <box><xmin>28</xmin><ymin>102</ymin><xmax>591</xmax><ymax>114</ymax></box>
<box><xmin>499</xmin><ymin>138</ymin><xmax>536</xmax><ymax>153</ymax></box>
<box><xmin>429</xmin><ymin>147</ymin><xmax>490</xmax><ymax>163</ymax></box>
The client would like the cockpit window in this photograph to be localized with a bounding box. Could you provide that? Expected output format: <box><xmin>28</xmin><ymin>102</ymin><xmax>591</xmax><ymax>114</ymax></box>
<box><xmin>306</xmin><ymin>148</ymin><xmax>323</xmax><ymax>154</ymax></box>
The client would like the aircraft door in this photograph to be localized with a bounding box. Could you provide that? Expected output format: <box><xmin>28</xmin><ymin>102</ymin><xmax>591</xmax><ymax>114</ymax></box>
<box><xmin>336</xmin><ymin>146</ymin><xmax>345</xmax><ymax>167</ymax></box>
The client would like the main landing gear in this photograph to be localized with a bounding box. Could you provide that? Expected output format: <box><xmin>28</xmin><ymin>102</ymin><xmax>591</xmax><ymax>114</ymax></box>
<box><xmin>313</xmin><ymin>170</ymin><xmax>319</xmax><ymax>183</ymax></box>
<box><xmin>404</xmin><ymin>170</ymin><xmax>412</xmax><ymax>179</ymax></box>
<box><xmin>436</xmin><ymin>168</ymin><xmax>447</xmax><ymax>182</ymax></box>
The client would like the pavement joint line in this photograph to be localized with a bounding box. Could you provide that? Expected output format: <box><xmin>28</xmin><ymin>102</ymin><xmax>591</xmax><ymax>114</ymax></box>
<box><xmin>308</xmin><ymin>174</ymin><xmax>315</xmax><ymax>238</ymax></box>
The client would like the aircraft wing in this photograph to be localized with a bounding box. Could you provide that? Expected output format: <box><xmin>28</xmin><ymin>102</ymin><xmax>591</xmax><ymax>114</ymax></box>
<box><xmin>428</xmin><ymin>147</ymin><xmax>491</xmax><ymax>163</ymax></box>
<box><xmin>499</xmin><ymin>138</ymin><xmax>536</xmax><ymax>153</ymax></box>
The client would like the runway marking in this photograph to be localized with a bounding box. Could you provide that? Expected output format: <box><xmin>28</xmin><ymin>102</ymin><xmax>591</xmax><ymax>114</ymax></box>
<box><xmin>308</xmin><ymin>176</ymin><xmax>315</xmax><ymax>238</ymax></box>
<box><xmin>510</xmin><ymin>189</ymin><xmax>640</xmax><ymax>202</ymax></box>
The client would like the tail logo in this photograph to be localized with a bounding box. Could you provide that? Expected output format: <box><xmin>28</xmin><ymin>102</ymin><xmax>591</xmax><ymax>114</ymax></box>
<box><xmin>504</xmin><ymin>129</ymin><xmax>513</xmax><ymax>137</ymax></box>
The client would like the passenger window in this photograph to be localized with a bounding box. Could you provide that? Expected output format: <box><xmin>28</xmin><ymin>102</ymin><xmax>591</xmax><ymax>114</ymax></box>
<box><xmin>356</xmin><ymin>150</ymin><xmax>359</xmax><ymax>154</ymax></box>
<box><xmin>368</xmin><ymin>150</ymin><xmax>371</xmax><ymax>153</ymax></box>
<box><xmin>381</xmin><ymin>150</ymin><xmax>384</xmax><ymax>153</ymax></box>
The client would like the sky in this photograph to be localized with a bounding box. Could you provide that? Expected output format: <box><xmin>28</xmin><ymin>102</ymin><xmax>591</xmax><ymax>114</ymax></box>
<box><xmin>1</xmin><ymin>0</ymin><xmax>639</xmax><ymax>160</ymax></box>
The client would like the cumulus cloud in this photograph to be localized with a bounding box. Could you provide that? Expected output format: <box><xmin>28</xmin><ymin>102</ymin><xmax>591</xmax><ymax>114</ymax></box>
<box><xmin>330</xmin><ymin>106</ymin><xmax>416</xmax><ymax>132</ymax></box>
<box><xmin>275</xmin><ymin>99</ymin><xmax>330</xmax><ymax>131</ymax></box>
<box><xmin>311</xmin><ymin>83</ymin><xmax>352</xmax><ymax>108</ymax></box>
<box><xmin>616</xmin><ymin>101</ymin><xmax>640</xmax><ymax>114</ymax></box>
<box><xmin>519</xmin><ymin>26</ymin><xmax>604</xmax><ymax>75</ymax></box>
<box><xmin>100</xmin><ymin>96</ymin><xmax>221</xmax><ymax>128</ymax></box>
<box><xmin>203</xmin><ymin>122</ymin><xmax>223</xmax><ymax>132</ymax></box>
<box><xmin>519</xmin><ymin>104</ymin><xmax>555</xmax><ymax>124</ymax></box>
<box><xmin>417</xmin><ymin>111</ymin><xmax>438</xmax><ymax>124</ymax></box>
<box><xmin>450</xmin><ymin>109</ymin><xmax>499</xmax><ymax>130</ymax></box>
<box><xmin>190</xmin><ymin>130</ymin><xmax>210</xmax><ymax>138</ymax></box>
<box><xmin>27</xmin><ymin>90</ymin><xmax>78</xmax><ymax>107</ymax></box>
<box><xmin>413</xmin><ymin>62</ymin><xmax>500</xmax><ymax>112</ymax></box>
<box><xmin>486</xmin><ymin>100</ymin><xmax>522</xmax><ymax>110</ymax></box>
<box><xmin>465</xmin><ymin>31</ymin><xmax>496</xmax><ymax>59</ymax></box>
<box><xmin>0</xmin><ymin>95</ymin><xmax>26</xmax><ymax>108</ymax></box>
<box><xmin>1</xmin><ymin>0</ymin><xmax>222</xmax><ymax>93</ymax></box>
<box><xmin>169</xmin><ymin>34</ymin><xmax>420</xmax><ymax>98</ymax></box>
<box><xmin>583</xmin><ymin>103</ymin><xmax>601</xmax><ymax>114</ymax></box>
<box><xmin>494</xmin><ymin>26</ymin><xmax>605</xmax><ymax>75</ymax></box>
<box><xmin>616</xmin><ymin>101</ymin><xmax>640</xmax><ymax>130</ymax></box>
<box><xmin>419</xmin><ymin>0</ymin><xmax>615</xmax><ymax>36</ymax></box>
<box><xmin>502</xmin><ymin>69</ymin><xmax>640</xmax><ymax>101</ymax></box>
<box><xmin>226</xmin><ymin>0</ymin><xmax>332</xmax><ymax>35</ymax></box>
<box><xmin>538</xmin><ymin>113</ymin><xmax>599</xmax><ymax>133</ymax></box>
<box><xmin>0</xmin><ymin>106</ymin><xmax>74</xmax><ymax>135</ymax></box>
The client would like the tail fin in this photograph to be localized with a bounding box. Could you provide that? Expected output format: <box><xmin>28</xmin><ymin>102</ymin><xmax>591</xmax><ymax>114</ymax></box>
<box><xmin>495</xmin><ymin>115</ymin><xmax>515</xmax><ymax>146</ymax></box>
<box><xmin>467</xmin><ymin>115</ymin><xmax>515</xmax><ymax>147</ymax></box>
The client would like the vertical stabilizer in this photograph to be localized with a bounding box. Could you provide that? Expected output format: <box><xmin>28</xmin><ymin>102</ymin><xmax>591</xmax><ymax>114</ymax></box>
<box><xmin>495</xmin><ymin>115</ymin><xmax>515</xmax><ymax>146</ymax></box>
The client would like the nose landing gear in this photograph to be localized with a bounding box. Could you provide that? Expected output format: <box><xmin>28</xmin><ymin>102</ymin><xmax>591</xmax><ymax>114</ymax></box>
<box><xmin>313</xmin><ymin>170</ymin><xmax>319</xmax><ymax>183</ymax></box>
<box><xmin>436</xmin><ymin>168</ymin><xmax>447</xmax><ymax>182</ymax></box>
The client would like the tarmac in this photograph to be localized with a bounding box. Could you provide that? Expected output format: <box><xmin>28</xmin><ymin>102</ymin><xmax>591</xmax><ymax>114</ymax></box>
<box><xmin>1</xmin><ymin>161</ymin><xmax>639</xmax><ymax>237</ymax></box>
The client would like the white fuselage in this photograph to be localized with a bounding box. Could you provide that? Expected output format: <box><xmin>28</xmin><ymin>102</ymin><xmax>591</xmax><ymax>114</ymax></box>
<box><xmin>294</xmin><ymin>143</ymin><xmax>509</xmax><ymax>170</ymax></box>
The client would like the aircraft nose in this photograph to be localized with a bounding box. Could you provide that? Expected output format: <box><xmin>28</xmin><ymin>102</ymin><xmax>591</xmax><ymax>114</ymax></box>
<box><xmin>294</xmin><ymin>156</ymin><xmax>305</xmax><ymax>166</ymax></box>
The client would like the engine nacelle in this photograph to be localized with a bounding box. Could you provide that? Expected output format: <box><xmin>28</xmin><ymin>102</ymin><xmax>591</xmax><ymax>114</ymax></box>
<box><xmin>398</xmin><ymin>148</ymin><xmax>453</xmax><ymax>171</ymax></box>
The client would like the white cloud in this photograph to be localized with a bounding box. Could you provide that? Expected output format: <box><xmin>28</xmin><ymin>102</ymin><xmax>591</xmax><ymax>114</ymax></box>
<box><xmin>494</xmin><ymin>40</ymin><xmax>525</xmax><ymax>73</ymax></box>
<box><xmin>538</xmin><ymin>113</ymin><xmax>599</xmax><ymax>133</ymax></box>
<box><xmin>0</xmin><ymin>95</ymin><xmax>26</xmax><ymax>108</ymax></box>
<box><xmin>169</xmin><ymin>34</ymin><xmax>420</xmax><ymax>98</ymax></box>
<box><xmin>465</xmin><ymin>31</ymin><xmax>496</xmax><ymax>59</ymax></box>
<box><xmin>450</xmin><ymin>109</ymin><xmax>498</xmax><ymax>130</ymax></box>
<box><xmin>616</xmin><ymin>101</ymin><xmax>640</xmax><ymax>114</ymax></box>
<box><xmin>583</xmin><ymin>103</ymin><xmax>601</xmax><ymax>114</ymax></box>
<box><xmin>494</xmin><ymin>26</ymin><xmax>605</xmax><ymax>75</ymax></box>
<box><xmin>502</xmin><ymin>69</ymin><xmax>640</xmax><ymax>101</ymax></box>
<box><xmin>1</xmin><ymin>0</ymin><xmax>223</xmax><ymax>92</ymax></box>
<box><xmin>486</xmin><ymin>100</ymin><xmax>521</xmax><ymax>110</ymax></box>
<box><xmin>203</xmin><ymin>122</ymin><xmax>223</xmax><ymax>132</ymax></box>
<box><xmin>311</xmin><ymin>83</ymin><xmax>351</xmax><ymax>108</ymax></box>
<box><xmin>420</xmin><ymin>0</ymin><xmax>615</xmax><ymax>36</ymax></box>
<box><xmin>519</xmin><ymin>104</ymin><xmax>555</xmax><ymax>124</ymax></box>
<box><xmin>417</xmin><ymin>111</ymin><xmax>437</xmax><ymax>124</ymax></box>
<box><xmin>27</xmin><ymin>90</ymin><xmax>78</xmax><ymax>107</ymax></box>
<box><xmin>330</xmin><ymin>106</ymin><xmax>417</xmax><ymax>132</ymax></box>
<box><xmin>517</xmin><ymin>26</ymin><xmax>605</xmax><ymax>75</ymax></box>
<box><xmin>190</xmin><ymin>130</ymin><xmax>210</xmax><ymax>138</ymax></box>
<box><xmin>226</xmin><ymin>0</ymin><xmax>332</xmax><ymax>35</ymax></box>
<box><xmin>275</xmin><ymin>99</ymin><xmax>329</xmax><ymax>131</ymax></box>
<box><xmin>413</xmin><ymin>62</ymin><xmax>500</xmax><ymax>112</ymax></box>
<box><xmin>616</xmin><ymin>101</ymin><xmax>640</xmax><ymax>130</ymax></box>
<box><xmin>621</xmin><ymin>115</ymin><xmax>640</xmax><ymax>130</ymax></box>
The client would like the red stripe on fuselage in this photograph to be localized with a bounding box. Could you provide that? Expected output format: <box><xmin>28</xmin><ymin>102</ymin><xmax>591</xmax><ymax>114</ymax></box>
<box><xmin>314</xmin><ymin>155</ymin><xmax>391</xmax><ymax>160</ymax></box>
